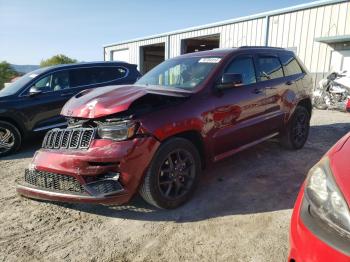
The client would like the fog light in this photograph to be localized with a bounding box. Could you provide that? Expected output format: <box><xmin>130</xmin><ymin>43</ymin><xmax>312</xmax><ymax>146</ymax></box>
<box><xmin>102</xmin><ymin>172</ymin><xmax>120</xmax><ymax>180</ymax></box>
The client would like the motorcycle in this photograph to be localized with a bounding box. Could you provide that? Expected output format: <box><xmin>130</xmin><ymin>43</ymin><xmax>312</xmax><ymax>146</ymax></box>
<box><xmin>313</xmin><ymin>70</ymin><xmax>350</xmax><ymax>112</ymax></box>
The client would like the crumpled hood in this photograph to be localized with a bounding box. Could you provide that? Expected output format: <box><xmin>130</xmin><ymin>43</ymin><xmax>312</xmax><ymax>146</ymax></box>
<box><xmin>61</xmin><ymin>84</ymin><xmax>192</xmax><ymax>119</ymax></box>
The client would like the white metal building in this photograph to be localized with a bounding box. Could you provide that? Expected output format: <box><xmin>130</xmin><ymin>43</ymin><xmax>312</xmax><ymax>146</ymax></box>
<box><xmin>103</xmin><ymin>0</ymin><xmax>350</xmax><ymax>84</ymax></box>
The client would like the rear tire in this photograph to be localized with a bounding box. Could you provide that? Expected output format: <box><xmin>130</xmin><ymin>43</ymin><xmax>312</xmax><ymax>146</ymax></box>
<box><xmin>0</xmin><ymin>121</ymin><xmax>21</xmax><ymax>157</ymax></box>
<box><xmin>280</xmin><ymin>106</ymin><xmax>310</xmax><ymax>150</ymax></box>
<box><xmin>139</xmin><ymin>137</ymin><xmax>201</xmax><ymax>209</ymax></box>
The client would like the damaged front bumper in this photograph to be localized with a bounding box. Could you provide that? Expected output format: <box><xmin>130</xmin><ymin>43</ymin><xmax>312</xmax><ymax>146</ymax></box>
<box><xmin>17</xmin><ymin>136</ymin><xmax>160</xmax><ymax>205</ymax></box>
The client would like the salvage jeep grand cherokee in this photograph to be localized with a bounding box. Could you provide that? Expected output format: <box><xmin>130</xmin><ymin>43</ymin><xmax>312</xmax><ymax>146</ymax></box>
<box><xmin>17</xmin><ymin>47</ymin><xmax>313</xmax><ymax>209</ymax></box>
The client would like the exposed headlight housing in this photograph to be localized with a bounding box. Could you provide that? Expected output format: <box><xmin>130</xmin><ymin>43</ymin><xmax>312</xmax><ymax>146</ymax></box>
<box><xmin>305</xmin><ymin>157</ymin><xmax>350</xmax><ymax>234</ymax></box>
<box><xmin>97</xmin><ymin>121</ymin><xmax>137</xmax><ymax>141</ymax></box>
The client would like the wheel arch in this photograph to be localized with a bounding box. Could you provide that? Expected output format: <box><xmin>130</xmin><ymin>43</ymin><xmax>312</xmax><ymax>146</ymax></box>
<box><xmin>297</xmin><ymin>98</ymin><xmax>312</xmax><ymax>116</ymax></box>
<box><xmin>164</xmin><ymin>130</ymin><xmax>206</xmax><ymax>169</ymax></box>
<box><xmin>0</xmin><ymin>116</ymin><xmax>24</xmax><ymax>136</ymax></box>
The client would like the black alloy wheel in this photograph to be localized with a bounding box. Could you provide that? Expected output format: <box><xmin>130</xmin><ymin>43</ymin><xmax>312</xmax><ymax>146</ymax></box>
<box><xmin>280</xmin><ymin>106</ymin><xmax>310</xmax><ymax>150</ymax></box>
<box><xmin>139</xmin><ymin>138</ymin><xmax>201</xmax><ymax>209</ymax></box>
<box><xmin>0</xmin><ymin>121</ymin><xmax>21</xmax><ymax>157</ymax></box>
<box><xmin>157</xmin><ymin>149</ymin><xmax>196</xmax><ymax>200</ymax></box>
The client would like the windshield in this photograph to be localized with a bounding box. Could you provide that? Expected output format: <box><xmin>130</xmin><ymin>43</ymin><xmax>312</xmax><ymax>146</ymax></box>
<box><xmin>0</xmin><ymin>68</ymin><xmax>47</xmax><ymax>96</ymax></box>
<box><xmin>136</xmin><ymin>56</ymin><xmax>222</xmax><ymax>90</ymax></box>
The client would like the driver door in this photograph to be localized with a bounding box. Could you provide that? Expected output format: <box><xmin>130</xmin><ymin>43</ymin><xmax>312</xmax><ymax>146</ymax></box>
<box><xmin>210</xmin><ymin>55</ymin><xmax>268</xmax><ymax>160</ymax></box>
<box><xmin>18</xmin><ymin>70</ymin><xmax>73</xmax><ymax>132</ymax></box>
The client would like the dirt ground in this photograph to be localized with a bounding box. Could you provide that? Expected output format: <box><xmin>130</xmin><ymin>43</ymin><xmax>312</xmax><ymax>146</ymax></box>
<box><xmin>0</xmin><ymin>109</ymin><xmax>349</xmax><ymax>262</ymax></box>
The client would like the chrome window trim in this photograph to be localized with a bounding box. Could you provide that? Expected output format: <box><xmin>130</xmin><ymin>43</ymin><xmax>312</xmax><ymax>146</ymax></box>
<box><xmin>19</xmin><ymin>65</ymin><xmax>130</xmax><ymax>97</ymax></box>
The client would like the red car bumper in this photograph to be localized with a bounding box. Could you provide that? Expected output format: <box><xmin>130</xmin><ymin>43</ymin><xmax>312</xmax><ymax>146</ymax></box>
<box><xmin>289</xmin><ymin>185</ymin><xmax>350</xmax><ymax>262</ymax></box>
<box><xmin>17</xmin><ymin>137</ymin><xmax>160</xmax><ymax>205</ymax></box>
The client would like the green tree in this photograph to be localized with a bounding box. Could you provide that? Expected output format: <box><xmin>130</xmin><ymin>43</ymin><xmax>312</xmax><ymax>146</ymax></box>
<box><xmin>40</xmin><ymin>54</ymin><xmax>77</xmax><ymax>67</ymax></box>
<box><xmin>0</xmin><ymin>61</ymin><xmax>18</xmax><ymax>89</ymax></box>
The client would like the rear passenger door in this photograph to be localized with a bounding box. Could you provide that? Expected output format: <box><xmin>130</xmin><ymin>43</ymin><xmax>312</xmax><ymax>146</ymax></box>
<box><xmin>279</xmin><ymin>52</ymin><xmax>305</xmax><ymax>92</ymax></box>
<box><xmin>254</xmin><ymin>54</ymin><xmax>286</xmax><ymax>134</ymax></box>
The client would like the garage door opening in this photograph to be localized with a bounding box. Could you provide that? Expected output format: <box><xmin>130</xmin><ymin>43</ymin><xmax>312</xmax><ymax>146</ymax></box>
<box><xmin>181</xmin><ymin>34</ymin><xmax>220</xmax><ymax>54</ymax></box>
<box><xmin>140</xmin><ymin>43</ymin><xmax>165</xmax><ymax>74</ymax></box>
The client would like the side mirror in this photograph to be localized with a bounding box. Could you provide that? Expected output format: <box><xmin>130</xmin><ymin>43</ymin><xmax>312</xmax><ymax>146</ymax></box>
<box><xmin>217</xmin><ymin>73</ymin><xmax>243</xmax><ymax>90</ymax></box>
<box><xmin>29</xmin><ymin>86</ymin><xmax>42</xmax><ymax>96</ymax></box>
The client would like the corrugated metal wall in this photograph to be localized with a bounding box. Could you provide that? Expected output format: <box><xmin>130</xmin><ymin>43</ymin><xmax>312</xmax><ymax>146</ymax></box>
<box><xmin>104</xmin><ymin>0</ymin><xmax>350</xmax><ymax>83</ymax></box>
<box><xmin>105</xmin><ymin>36</ymin><xmax>168</xmax><ymax>66</ymax></box>
<box><xmin>268</xmin><ymin>1</ymin><xmax>350</xmax><ymax>83</ymax></box>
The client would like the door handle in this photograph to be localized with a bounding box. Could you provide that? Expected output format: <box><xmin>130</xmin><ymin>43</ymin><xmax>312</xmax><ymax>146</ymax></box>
<box><xmin>286</xmin><ymin>80</ymin><xmax>295</xmax><ymax>85</ymax></box>
<box><xmin>252</xmin><ymin>88</ymin><xmax>263</xmax><ymax>94</ymax></box>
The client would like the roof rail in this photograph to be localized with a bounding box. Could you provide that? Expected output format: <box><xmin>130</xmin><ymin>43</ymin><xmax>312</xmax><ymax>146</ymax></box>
<box><xmin>238</xmin><ymin>46</ymin><xmax>285</xmax><ymax>49</ymax></box>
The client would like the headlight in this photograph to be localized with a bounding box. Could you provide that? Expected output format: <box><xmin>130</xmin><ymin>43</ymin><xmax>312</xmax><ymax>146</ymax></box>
<box><xmin>97</xmin><ymin>121</ymin><xmax>137</xmax><ymax>141</ymax></box>
<box><xmin>305</xmin><ymin>157</ymin><xmax>350</xmax><ymax>234</ymax></box>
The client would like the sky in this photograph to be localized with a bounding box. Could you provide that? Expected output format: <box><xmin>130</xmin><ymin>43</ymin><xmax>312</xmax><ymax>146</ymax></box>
<box><xmin>0</xmin><ymin>0</ymin><xmax>313</xmax><ymax>65</ymax></box>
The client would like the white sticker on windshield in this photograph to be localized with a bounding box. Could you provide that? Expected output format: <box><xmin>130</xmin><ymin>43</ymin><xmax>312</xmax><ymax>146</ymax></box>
<box><xmin>198</xmin><ymin>58</ymin><xmax>221</xmax><ymax>63</ymax></box>
<box><xmin>29</xmin><ymin>74</ymin><xmax>38</xmax><ymax>78</ymax></box>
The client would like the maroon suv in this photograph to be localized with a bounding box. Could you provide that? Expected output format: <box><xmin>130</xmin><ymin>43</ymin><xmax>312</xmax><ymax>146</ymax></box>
<box><xmin>17</xmin><ymin>47</ymin><xmax>313</xmax><ymax>209</ymax></box>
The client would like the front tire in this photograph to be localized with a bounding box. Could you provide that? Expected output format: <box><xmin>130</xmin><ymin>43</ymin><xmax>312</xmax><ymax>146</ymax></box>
<box><xmin>280</xmin><ymin>106</ymin><xmax>310</xmax><ymax>150</ymax></box>
<box><xmin>139</xmin><ymin>137</ymin><xmax>201</xmax><ymax>209</ymax></box>
<box><xmin>0</xmin><ymin>121</ymin><xmax>21</xmax><ymax>157</ymax></box>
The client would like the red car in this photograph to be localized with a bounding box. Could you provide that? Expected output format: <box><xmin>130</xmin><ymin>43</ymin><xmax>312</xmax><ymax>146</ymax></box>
<box><xmin>289</xmin><ymin>132</ymin><xmax>350</xmax><ymax>262</ymax></box>
<box><xmin>17</xmin><ymin>47</ymin><xmax>313</xmax><ymax>209</ymax></box>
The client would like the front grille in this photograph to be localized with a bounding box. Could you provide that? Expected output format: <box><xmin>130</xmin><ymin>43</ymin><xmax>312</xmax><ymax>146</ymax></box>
<box><xmin>42</xmin><ymin>128</ymin><xmax>95</xmax><ymax>150</ymax></box>
<box><xmin>87</xmin><ymin>180</ymin><xmax>123</xmax><ymax>196</ymax></box>
<box><xmin>24</xmin><ymin>169</ymin><xmax>85</xmax><ymax>194</ymax></box>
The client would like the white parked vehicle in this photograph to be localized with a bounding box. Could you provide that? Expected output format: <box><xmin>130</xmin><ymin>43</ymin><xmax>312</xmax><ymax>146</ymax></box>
<box><xmin>313</xmin><ymin>70</ymin><xmax>350</xmax><ymax>111</ymax></box>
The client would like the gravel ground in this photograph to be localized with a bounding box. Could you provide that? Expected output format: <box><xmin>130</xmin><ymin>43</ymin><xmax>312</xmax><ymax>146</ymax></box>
<box><xmin>0</xmin><ymin>109</ymin><xmax>349</xmax><ymax>262</ymax></box>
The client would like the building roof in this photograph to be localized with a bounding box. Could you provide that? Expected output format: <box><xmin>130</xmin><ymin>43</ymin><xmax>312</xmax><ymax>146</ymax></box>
<box><xmin>163</xmin><ymin>46</ymin><xmax>292</xmax><ymax>59</ymax></box>
<box><xmin>104</xmin><ymin>0</ymin><xmax>347</xmax><ymax>48</ymax></box>
<box><xmin>314</xmin><ymin>35</ymin><xmax>350</xmax><ymax>44</ymax></box>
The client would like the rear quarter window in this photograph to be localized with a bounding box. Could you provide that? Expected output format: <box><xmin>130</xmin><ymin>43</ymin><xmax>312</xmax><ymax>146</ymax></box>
<box><xmin>97</xmin><ymin>67</ymin><xmax>127</xmax><ymax>83</ymax></box>
<box><xmin>279</xmin><ymin>53</ymin><xmax>303</xmax><ymax>76</ymax></box>
<box><xmin>69</xmin><ymin>66</ymin><xmax>128</xmax><ymax>87</ymax></box>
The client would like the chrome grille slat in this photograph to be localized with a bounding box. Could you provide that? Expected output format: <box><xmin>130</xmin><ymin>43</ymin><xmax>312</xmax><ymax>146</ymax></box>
<box><xmin>69</xmin><ymin>130</ymin><xmax>80</xmax><ymax>149</ymax></box>
<box><xmin>42</xmin><ymin>128</ymin><xmax>95</xmax><ymax>150</ymax></box>
<box><xmin>54</xmin><ymin>130</ymin><xmax>63</xmax><ymax>148</ymax></box>
<box><xmin>80</xmin><ymin>129</ymin><xmax>94</xmax><ymax>148</ymax></box>
<box><xmin>61</xmin><ymin>130</ymin><xmax>70</xmax><ymax>148</ymax></box>
<box><xmin>42</xmin><ymin>133</ymin><xmax>48</xmax><ymax>148</ymax></box>
<box><xmin>49</xmin><ymin>132</ymin><xmax>56</xmax><ymax>148</ymax></box>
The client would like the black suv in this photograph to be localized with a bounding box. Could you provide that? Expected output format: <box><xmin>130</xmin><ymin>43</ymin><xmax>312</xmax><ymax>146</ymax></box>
<box><xmin>0</xmin><ymin>62</ymin><xmax>141</xmax><ymax>156</ymax></box>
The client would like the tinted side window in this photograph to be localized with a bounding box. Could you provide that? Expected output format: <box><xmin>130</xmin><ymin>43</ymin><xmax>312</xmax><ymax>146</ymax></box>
<box><xmin>280</xmin><ymin>53</ymin><xmax>303</xmax><ymax>76</ymax></box>
<box><xmin>97</xmin><ymin>67</ymin><xmax>127</xmax><ymax>83</ymax></box>
<box><xmin>70</xmin><ymin>67</ymin><xmax>128</xmax><ymax>87</ymax></box>
<box><xmin>51</xmin><ymin>71</ymin><xmax>70</xmax><ymax>91</ymax></box>
<box><xmin>257</xmin><ymin>56</ymin><xmax>284</xmax><ymax>81</ymax></box>
<box><xmin>33</xmin><ymin>70</ymin><xmax>70</xmax><ymax>92</ymax></box>
<box><xmin>34</xmin><ymin>75</ymin><xmax>52</xmax><ymax>92</ymax></box>
<box><xmin>70</xmin><ymin>69</ymin><xmax>91</xmax><ymax>87</ymax></box>
<box><xmin>225</xmin><ymin>56</ymin><xmax>256</xmax><ymax>85</ymax></box>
